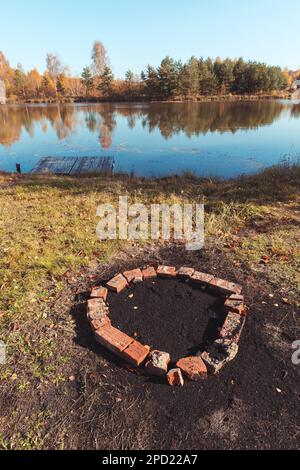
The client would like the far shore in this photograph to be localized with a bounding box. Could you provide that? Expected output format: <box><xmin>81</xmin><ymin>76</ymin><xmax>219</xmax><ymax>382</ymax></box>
<box><xmin>3</xmin><ymin>92</ymin><xmax>293</xmax><ymax>106</ymax></box>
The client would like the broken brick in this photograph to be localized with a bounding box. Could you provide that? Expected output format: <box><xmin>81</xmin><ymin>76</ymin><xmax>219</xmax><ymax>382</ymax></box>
<box><xmin>142</xmin><ymin>266</ymin><xmax>157</xmax><ymax>280</ymax></box>
<box><xmin>224</xmin><ymin>295</ymin><xmax>247</xmax><ymax>316</ymax></box>
<box><xmin>157</xmin><ymin>265</ymin><xmax>177</xmax><ymax>278</ymax></box>
<box><xmin>219</xmin><ymin>312</ymin><xmax>245</xmax><ymax>343</ymax></box>
<box><xmin>145</xmin><ymin>350</ymin><xmax>170</xmax><ymax>377</ymax></box>
<box><xmin>121</xmin><ymin>341</ymin><xmax>150</xmax><ymax>367</ymax></box>
<box><xmin>107</xmin><ymin>274</ymin><xmax>128</xmax><ymax>293</ymax></box>
<box><xmin>178</xmin><ymin>267</ymin><xmax>195</xmax><ymax>279</ymax></box>
<box><xmin>209</xmin><ymin>277</ymin><xmax>242</xmax><ymax>296</ymax></box>
<box><xmin>201</xmin><ymin>339</ymin><xmax>239</xmax><ymax>375</ymax></box>
<box><xmin>87</xmin><ymin>298</ymin><xmax>108</xmax><ymax>321</ymax></box>
<box><xmin>95</xmin><ymin>324</ymin><xmax>134</xmax><ymax>355</ymax></box>
<box><xmin>167</xmin><ymin>368</ymin><xmax>184</xmax><ymax>387</ymax></box>
<box><xmin>123</xmin><ymin>268</ymin><xmax>143</xmax><ymax>284</ymax></box>
<box><xmin>190</xmin><ymin>271</ymin><xmax>214</xmax><ymax>287</ymax></box>
<box><xmin>176</xmin><ymin>356</ymin><xmax>207</xmax><ymax>381</ymax></box>
<box><xmin>90</xmin><ymin>286</ymin><xmax>108</xmax><ymax>301</ymax></box>
<box><xmin>90</xmin><ymin>317</ymin><xmax>111</xmax><ymax>332</ymax></box>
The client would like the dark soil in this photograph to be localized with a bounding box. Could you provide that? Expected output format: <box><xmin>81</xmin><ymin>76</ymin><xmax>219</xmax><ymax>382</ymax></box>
<box><xmin>1</xmin><ymin>243</ymin><xmax>299</xmax><ymax>450</ymax></box>
<box><xmin>108</xmin><ymin>279</ymin><xmax>226</xmax><ymax>363</ymax></box>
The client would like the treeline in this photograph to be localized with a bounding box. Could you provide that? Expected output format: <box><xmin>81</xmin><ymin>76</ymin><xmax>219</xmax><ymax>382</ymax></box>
<box><xmin>0</xmin><ymin>42</ymin><xmax>298</xmax><ymax>103</ymax></box>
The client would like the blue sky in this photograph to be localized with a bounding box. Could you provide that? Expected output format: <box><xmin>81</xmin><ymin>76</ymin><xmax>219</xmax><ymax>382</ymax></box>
<box><xmin>1</xmin><ymin>0</ymin><xmax>300</xmax><ymax>78</ymax></box>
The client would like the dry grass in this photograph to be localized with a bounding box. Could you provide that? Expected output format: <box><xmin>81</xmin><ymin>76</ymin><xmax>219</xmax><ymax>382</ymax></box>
<box><xmin>0</xmin><ymin>163</ymin><xmax>299</xmax><ymax>448</ymax></box>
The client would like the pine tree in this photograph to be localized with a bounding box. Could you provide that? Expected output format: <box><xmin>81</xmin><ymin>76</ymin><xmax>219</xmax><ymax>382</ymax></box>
<box><xmin>81</xmin><ymin>67</ymin><xmax>94</xmax><ymax>97</ymax></box>
<box><xmin>97</xmin><ymin>66</ymin><xmax>114</xmax><ymax>96</ymax></box>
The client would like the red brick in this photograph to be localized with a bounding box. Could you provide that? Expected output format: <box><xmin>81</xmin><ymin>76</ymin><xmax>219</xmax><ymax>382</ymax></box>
<box><xmin>142</xmin><ymin>266</ymin><xmax>157</xmax><ymax>280</ymax></box>
<box><xmin>90</xmin><ymin>317</ymin><xmax>111</xmax><ymax>332</ymax></box>
<box><xmin>95</xmin><ymin>324</ymin><xmax>134</xmax><ymax>354</ymax></box>
<box><xmin>178</xmin><ymin>267</ymin><xmax>195</xmax><ymax>279</ymax></box>
<box><xmin>107</xmin><ymin>274</ymin><xmax>128</xmax><ymax>293</ymax></box>
<box><xmin>87</xmin><ymin>298</ymin><xmax>108</xmax><ymax>321</ymax></box>
<box><xmin>191</xmin><ymin>271</ymin><xmax>214</xmax><ymax>286</ymax></box>
<box><xmin>90</xmin><ymin>286</ymin><xmax>108</xmax><ymax>301</ymax></box>
<box><xmin>157</xmin><ymin>265</ymin><xmax>177</xmax><ymax>278</ymax></box>
<box><xmin>224</xmin><ymin>295</ymin><xmax>247</xmax><ymax>315</ymax></box>
<box><xmin>209</xmin><ymin>277</ymin><xmax>242</xmax><ymax>296</ymax></box>
<box><xmin>201</xmin><ymin>339</ymin><xmax>239</xmax><ymax>375</ymax></box>
<box><xmin>219</xmin><ymin>311</ymin><xmax>245</xmax><ymax>343</ymax></box>
<box><xmin>176</xmin><ymin>356</ymin><xmax>207</xmax><ymax>381</ymax></box>
<box><xmin>167</xmin><ymin>368</ymin><xmax>184</xmax><ymax>386</ymax></box>
<box><xmin>123</xmin><ymin>268</ymin><xmax>143</xmax><ymax>284</ymax></box>
<box><xmin>145</xmin><ymin>350</ymin><xmax>170</xmax><ymax>377</ymax></box>
<box><xmin>121</xmin><ymin>341</ymin><xmax>150</xmax><ymax>367</ymax></box>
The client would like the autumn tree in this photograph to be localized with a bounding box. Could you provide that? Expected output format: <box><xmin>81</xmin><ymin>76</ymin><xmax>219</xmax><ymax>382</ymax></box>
<box><xmin>25</xmin><ymin>69</ymin><xmax>42</xmax><ymax>98</ymax></box>
<box><xmin>56</xmin><ymin>73</ymin><xmax>67</xmax><ymax>96</ymax></box>
<box><xmin>46</xmin><ymin>53</ymin><xmax>63</xmax><ymax>80</ymax></box>
<box><xmin>91</xmin><ymin>41</ymin><xmax>108</xmax><ymax>77</ymax></box>
<box><xmin>41</xmin><ymin>73</ymin><xmax>56</xmax><ymax>98</ymax></box>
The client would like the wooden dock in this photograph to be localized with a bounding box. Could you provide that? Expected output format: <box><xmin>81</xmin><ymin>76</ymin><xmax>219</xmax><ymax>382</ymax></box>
<box><xmin>31</xmin><ymin>156</ymin><xmax>114</xmax><ymax>176</ymax></box>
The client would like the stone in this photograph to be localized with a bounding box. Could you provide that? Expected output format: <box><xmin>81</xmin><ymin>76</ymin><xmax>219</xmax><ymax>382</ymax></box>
<box><xmin>90</xmin><ymin>286</ymin><xmax>108</xmax><ymax>301</ymax></box>
<box><xmin>87</xmin><ymin>298</ymin><xmax>108</xmax><ymax>321</ymax></box>
<box><xmin>142</xmin><ymin>266</ymin><xmax>157</xmax><ymax>280</ymax></box>
<box><xmin>95</xmin><ymin>324</ymin><xmax>134</xmax><ymax>355</ymax></box>
<box><xmin>123</xmin><ymin>268</ymin><xmax>143</xmax><ymax>284</ymax></box>
<box><xmin>107</xmin><ymin>274</ymin><xmax>128</xmax><ymax>293</ymax></box>
<box><xmin>157</xmin><ymin>265</ymin><xmax>177</xmax><ymax>278</ymax></box>
<box><xmin>224</xmin><ymin>295</ymin><xmax>247</xmax><ymax>316</ymax></box>
<box><xmin>219</xmin><ymin>312</ymin><xmax>245</xmax><ymax>343</ymax></box>
<box><xmin>201</xmin><ymin>339</ymin><xmax>239</xmax><ymax>375</ymax></box>
<box><xmin>121</xmin><ymin>341</ymin><xmax>150</xmax><ymax>367</ymax></box>
<box><xmin>176</xmin><ymin>356</ymin><xmax>207</xmax><ymax>381</ymax></box>
<box><xmin>167</xmin><ymin>368</ymin><xmax>184</xmax><ymax>387</ymax></box>
<box><xmin>90</xmin><ymin>317</ymin><xmax>111</xmax><ymax>332</ymax></box>
<box><xmin>145</xmin><ymin>350</ymin><xmax>170</xmax><ymax>376</ymax></box>
<box><xmin>191</xmin><ymin>271</ymin><xmax>214</xmax><ymax>287</ymax></box>
<box><xmin>209</xmin><ymin>277</ymin><xmax>242</xmax><ymax>296</ymax></box>
<box><xmin>177</xmin><ymin>267</ymin><xmax>195</xmax><ymax>279</ymax></box>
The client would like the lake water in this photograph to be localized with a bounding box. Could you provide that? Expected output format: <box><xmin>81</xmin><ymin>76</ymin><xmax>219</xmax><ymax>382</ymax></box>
<box><xmin>0</xmin><ymin>101</ymin><xmax>300</xmax><ymax>178</ymax></box>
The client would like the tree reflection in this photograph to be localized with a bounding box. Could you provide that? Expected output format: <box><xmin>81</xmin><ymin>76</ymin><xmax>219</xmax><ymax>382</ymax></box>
<box><xmin>0</xmin><ymin>101</ymin><xmax>292</xmax><ymax>149</ymax></box>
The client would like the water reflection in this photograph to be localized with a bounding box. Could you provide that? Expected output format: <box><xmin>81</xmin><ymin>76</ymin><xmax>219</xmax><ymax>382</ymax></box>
<box><xmin>0</xmin><ymin>101</ymin><xmax>293</xmax><ymax>149</ymax></box>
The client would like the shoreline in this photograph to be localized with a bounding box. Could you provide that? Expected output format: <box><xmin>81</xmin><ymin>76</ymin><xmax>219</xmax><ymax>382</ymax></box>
<box><xmin>3</xmin><ymin>93</ymin><xmax>292</xmax><ymax>106</ymax></box>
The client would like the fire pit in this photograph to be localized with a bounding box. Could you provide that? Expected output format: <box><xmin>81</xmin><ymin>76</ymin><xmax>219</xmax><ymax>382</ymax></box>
<box><xmin>87</xmin><ymin>266</ymin><xmax>248</xmax><ymax>386</ymax></box>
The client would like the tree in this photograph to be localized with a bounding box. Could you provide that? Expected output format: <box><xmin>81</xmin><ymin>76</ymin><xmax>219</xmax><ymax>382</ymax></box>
<box><xmin>91</xmin><ymin>41</ymin><xmax>108</xmax><ymax>77</ymax></box>
<box><xmin>198</xmin><ymin>58</ymin><xmax>217</xmax><ymax>95</ymax></box>
<box><xmin>125</xmin><ymin>69</ymin><xmax>134</xmax><ymax>84</ymax></box>
<box><xmin>56</xmin><ymin>73</ymin><xmax>67</xmax><ymax>96</ymax></box>
<box><xmin>25</xmin><ymin>69</ymin><xmax>42</xmax><ymax>99</ymax></box>
<box><xmin>41</xmin><ymin>73</ymin><xmax>56</xmax><ymax>98</ymax></box>
<box><xmin>46</xmin><ymin>53</ymin><xmax>63</xmax><ymax>79</ymax></box>
<box><xmin>14</xmin><ymin>63</ymin><xmax>27</xmax><ymax>99</ymax></box>
<box><xmin>81</xmin><ymin>67</ymin><xmax>94</xmax><ymax>97</ymax></box>
<box><xmin>157</xmin><ymin>56</ymin><xmax>181</xmax><ymax>100</ymax></box>
<box><xmin>179</xmin><ymin>56</ymin><xmax>199</xmax><ymax>98</ymax></box>
<box><xmin>97</xmin><ymin>66</ymin><xmax>114</xmax><ymax>96</ymax></box>
<box><xmin>145</xmin><ymin>65</ymin><xmax>159</xmax><ymax>99</ymax></box>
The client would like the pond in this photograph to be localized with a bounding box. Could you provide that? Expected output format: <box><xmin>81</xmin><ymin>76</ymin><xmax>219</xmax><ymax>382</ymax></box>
<box><xmin>0</xmin><ymin>101</ymin><xmax>300</xmax><ymax>178</ymax></box>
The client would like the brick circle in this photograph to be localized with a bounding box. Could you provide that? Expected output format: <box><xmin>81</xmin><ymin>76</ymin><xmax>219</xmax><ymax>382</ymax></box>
<box><xmin>87</xmin><ymin>266</ymin><xmax>248</xmax><ymax>386</ymax></box>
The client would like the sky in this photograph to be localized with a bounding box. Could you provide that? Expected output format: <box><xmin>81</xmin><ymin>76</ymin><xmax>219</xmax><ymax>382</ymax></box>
<box><xmin>1</xmin><ymin>0</ymin><xmax>300</xmax><ymax>78</ymax></box>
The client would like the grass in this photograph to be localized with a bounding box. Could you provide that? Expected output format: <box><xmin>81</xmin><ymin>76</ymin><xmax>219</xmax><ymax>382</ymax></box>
<box><xmin>0</xmin><ymin>163</ymin><xmax>299</xmax><ymax>448</ymax></box>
